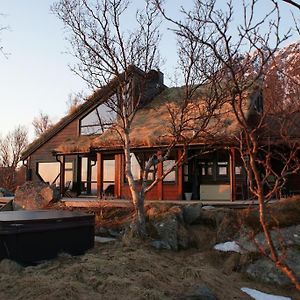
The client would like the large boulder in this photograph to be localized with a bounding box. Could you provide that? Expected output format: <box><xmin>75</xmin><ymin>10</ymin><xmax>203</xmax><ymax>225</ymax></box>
<box><xmin>151</xmin><ymin>215</ymin><xmax>179</xmax><ymax>251</ymax></box>
<box><xmin>182</xmin><ymin>283</ymin><xmax>217</xmax><ymax>300</ymax></box>
<box><xmin>237</xmin><ymin>225</ymin><xmax>300</xmax><ymax>253</ymax></box>
<box><xmin>149</xmin><ymin>205</ymin><xmax>191</xmax><ymax>251</ymax></box>
<box><xmin>182</xmin><ymin>204</ymin><xmax>202</xmax><ymax>224</ymax></box>
<box><xmin>14</xmin><ymin>181</ymin><xmax>60</xmax><ymax>210</ymax></box>
<box><xmin>245</xmin><ymin>248</ymin><xmax>300</xmax><ymax>286</ymax></box>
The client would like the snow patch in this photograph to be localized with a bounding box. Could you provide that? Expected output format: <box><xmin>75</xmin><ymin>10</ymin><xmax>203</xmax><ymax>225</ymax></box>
<box><xmin>241</xmin><ymin>287</ymin><xmax>291</xmax><ymax>300</ymax></box>
<box><xmin>213</xmin><ymin>241</ymin><xmax>242</xmax><ymax>253</ymax></box>
<box><xmin>94</xmin><ymin>236</ymin><xmax>116</xmax><ymax>243</ymax></box>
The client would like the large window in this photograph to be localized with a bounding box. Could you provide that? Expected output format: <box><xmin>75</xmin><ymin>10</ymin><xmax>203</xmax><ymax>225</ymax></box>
<box><xmin>163</xmin><ymin>160</ymin><xmax>176</xmax><ymax>182</ymax></box>
<box><xmin>103</xmin><ymin>159</ymin><xmax>115</xmax><ymax>195</ymax></box>
<box><xmin>124</xmin><ymin>152</ymin><xmax>156</xmax><ymax>182</ymax></box>
<box><xmin>80</xmin><ymin>96</ymin><xmax>117</xmax><ymax>135</ymax></box>
<box><xmin>131</xmin><ymin>153</ymin><xmax>141</xmax><ymax>181</ymax></box>
<box><xmin>65</xmin><ymin>162</ymin><xmax>74</xmax><ymax>189</ymax></box>
<box><xmin>37</xmin><ymin>162</ymin><xmax>60</xmax><ymax>186</ymax></box>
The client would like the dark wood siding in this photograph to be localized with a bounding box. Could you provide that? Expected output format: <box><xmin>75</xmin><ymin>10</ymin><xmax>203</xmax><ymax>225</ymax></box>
<box><xmin>29</xmin><ymin>119</ymin><xmax>78</xmax><ymax>181</ymax></box>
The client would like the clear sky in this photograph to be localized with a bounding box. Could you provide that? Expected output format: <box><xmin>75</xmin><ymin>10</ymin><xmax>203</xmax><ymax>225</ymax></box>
<box><xmin>0</xmin><ymin>0</ymin><xmax>298</xmax><ymax>141</ymax></box>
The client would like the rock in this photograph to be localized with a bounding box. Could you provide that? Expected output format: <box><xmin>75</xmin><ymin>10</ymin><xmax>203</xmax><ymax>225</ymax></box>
<box><xmin>183</xmin><ymin>204</ymin><xmax>202</xmax><ymax>225</ymax></box>
<box><xmin>245</xmin><ymin>248</ymin><xmax>300</xmax><ymax>286</ymax></box>
<box><xmin>146</xmin><ymin>206</ymin><xmax>160</xmax><ymax>220</ymax></box>
<box><xmin>0</xmin><ymin>259</ymin><xmax>23</xmax><ymax>274</ymax></box>
<box><xmin>216</xmin><ymin>210</ymin><xmax>239</xmax><ymax>243</ymax></box>
<box><xmin>202</xmin><ymin>206</ymin><xmax>215</xmax><ymax>210</ymax></box>
<box><xmin>168</xmin><ymin>206</ymin><xmax>184</xmax><ymax>223</ymax></box>
<box><xmin>14</xmin><ymin>181</ymin><xmax>60</xmax><ymax>210</ymax></box>
<box><xmin>95</xmin><ymin>227</ymin><xmax>109</xmax><ymax>236</ymax></box>
<box><xmin>189</xmin><ymin>225</ymin><xmax>216</xmax><ymax>251</ymax></box>
<box><xmin>237</xmin><ymin>225</ymin><xmax>300</xmax><ymax>253</ymax></box>
<box><xmin>108</xmin><ymin>228</ymin><xmax>122</xmax><ymax>238</ymax></box>
<box><xmin>177</xmin><ymin>223</ymin><xmax>190</xmax><ymax>249</ymax></box>
<box><xmin>150</xmin><ymin>240</ymin><xmax>172</xmax><ymax>250</ymax></box>
<box><xmin>183</xmin><ymin>283</ymin><xmax>217</xmax><ymax>300</ymax></box>
<box><xmin>151</xmin><ymin>215</ymin><xmax>179</xmax><ymax>250</ymax></box>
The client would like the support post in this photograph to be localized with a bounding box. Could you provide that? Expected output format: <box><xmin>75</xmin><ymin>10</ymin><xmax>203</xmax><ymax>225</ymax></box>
<box><xmin>114</xmin><ymin>154</ymin><xmax>122</xmax><ymax>198</ymax></box>
<box><xmin>76</xmin><ymin>155</ymin><xmax>82</xmax><ymax>196</ymax></box>
<box><xmin>60</xmin><ymin>155</ymin><xmax>65</xmax><ymax>197</ymax></box>
<box><xmin>97</xmin><ymin>152</ymin><xmax>103</xmax><ymax>198</ymax></box>
<box><xmin>157</xmin><ymin>151</ymin><xmax>163</xmax><ymax>200</ymax></box>
<box><xmin>229</xmin><ymin>147</ymin><xmax>236</xmax><ymax>202</ymax></box>
<box><xmin>177</xmin><ymin>148</ymin><xmax>183</xmax><ymax>200</ymax></box>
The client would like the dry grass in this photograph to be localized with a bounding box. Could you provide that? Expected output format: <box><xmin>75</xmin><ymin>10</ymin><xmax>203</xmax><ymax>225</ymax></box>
<box><xmin>0</xmin><ymin>243</ymin><xmax>297</xmax><ymax>300</ymax></box>
<box><xmin>238</xmin><ymin>197</ymin><xmax>300</xmax><ymax>232</ymax></box>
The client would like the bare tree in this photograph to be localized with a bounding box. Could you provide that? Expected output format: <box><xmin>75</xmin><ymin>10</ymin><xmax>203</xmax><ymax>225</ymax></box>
<box><xmin>156</xmin><ymin>0</ymin><xmax>300</xmax><ymax>291</ymax></box>
<box><xmin>0</xmin><ymin>126</ymin><xmax>28</xmax><ymax>191</ymax></box>
<box><xmin>32</xmin><ymin>112</ymin><xmax>53</xmax><ymax>137</ymax></box>
<box><xmin>282</xmin><ymin>0</ymin><xmax>300</xmax><ymax>9</ymax></box>
<box><xmin>0</xmin><ymin>126</ymin><xmax>28</xmax><ymax>168</ymax></box>
<box><xmin>0</xmin><ymin>13</ymin><xmax>9</xmax><ymax>58</ymax></box>
<box><xmin>66</xmin><ymin>92</ymin><xmax>85</xmax><ymax>115</ymax></box>
<box><xmin>52</xmin><ymin>0</ymin><xmax>222</xmax><ymax>237</ymax></box>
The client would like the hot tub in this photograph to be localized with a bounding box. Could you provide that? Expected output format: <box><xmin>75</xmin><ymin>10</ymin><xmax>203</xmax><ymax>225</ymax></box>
<box><xmin>0</xmin><ymin>210</ymin><xmax>95</xmax><ymax>263</ymax></box>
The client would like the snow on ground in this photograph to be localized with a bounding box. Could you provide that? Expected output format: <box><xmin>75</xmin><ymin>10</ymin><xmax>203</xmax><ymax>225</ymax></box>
<box><xmin>241</xmin><ymin>287</ymin><xmax>291</xmax><ymax>300</ymax></box>
<box><xmin>213</xmin><ymin>241</ymin><xmax>242</xmax><ymax>253</ymax></box>
<box><xmin>94</xmin><ymin>236</ymin><xmax>116</xmax><ymax>243</ymax></box>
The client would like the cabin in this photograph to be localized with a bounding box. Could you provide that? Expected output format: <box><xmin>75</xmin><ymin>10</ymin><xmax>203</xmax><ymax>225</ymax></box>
<box><xmin>20</xmin><ymin>66</ymin><xmax>300</xmax><ymax>202</ymax></box>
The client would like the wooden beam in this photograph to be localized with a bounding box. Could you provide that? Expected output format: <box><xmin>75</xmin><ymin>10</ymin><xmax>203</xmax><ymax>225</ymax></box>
<box><xmin>114</xmin><ymin>154</ymin><xmax>122</xmax><ymax>198</ymax></box>
<box><xmin>157</xmin><ymin>151</ymin><xmax>163</xmax><ymax>200</ymax></box>
<box><xmin>97</xmin><ymin>152</ymin><xmax>103</xmax><ymax>198</ymax></box>
<box><xmin>177</xmin><ymin>148</ymin><xmax>183</xmax><ymax>200</ymax></box>
<box><xmin>76</xmin><ymin>155</ymin><xmax>82</xmax><ymax>196</ymax></box>
<box><xmin>60</xmin><ymin>155</ymin><xmax>65</xmax><ymax>197</ymax></box>
<box><xmin>229</xmin><ymin>148</ymin><xmax>236</xmax><ymax>202</ymax></box>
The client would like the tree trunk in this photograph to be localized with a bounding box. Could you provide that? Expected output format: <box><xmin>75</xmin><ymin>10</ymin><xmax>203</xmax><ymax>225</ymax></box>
<box><xmin>249</xmin><ymin>136</ymin><xmax>300</xmax><ymax>291</ymax></box>
<box><xmin>123</xmin><ymin>130</ymin><xmax>147</xmax><ymax>238</ymax></box>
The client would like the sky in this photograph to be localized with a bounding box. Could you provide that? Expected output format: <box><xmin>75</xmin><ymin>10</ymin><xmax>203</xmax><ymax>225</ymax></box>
<box><xmin>0</xmin><ymin>0</ymin><xmax>299</xmax><ymax>141</ymax></box>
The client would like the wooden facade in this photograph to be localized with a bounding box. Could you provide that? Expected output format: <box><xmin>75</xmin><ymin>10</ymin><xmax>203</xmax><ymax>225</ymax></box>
<box><xmin>20</xmin><ymin>68</ymin><xmax>300</xmax><ymax>202</ymax></box>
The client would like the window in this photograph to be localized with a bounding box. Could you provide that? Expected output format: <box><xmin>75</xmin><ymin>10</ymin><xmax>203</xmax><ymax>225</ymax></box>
<box><xmin>65</xmin><ymin>162</ymin><xmax>73</xmax><ymax>189</ymax></box>
<box><xmin>131</xmin><ymin>153</ymin><xmax>141</xmax><ymax>181</ymax></box>
<box><xmin>163</xmin><ymin>160</ymin><xmax>176</xmax><ymax>182</ymax></box>
<box><xmin>37</xmin><ymin>162</ymin><xmax>60</xmax><ymax>186</ymax></box>
<box><xmin>200</xmin><ymin>161</ymin><xmax>214</xmax><ymax>177</ymax></box>
<box><xmin>103</xmin><ymin>159</ymin><xmax>115</xmax><ymax>192</ymax></box>
<box><xmin>217</xmin><ymin>161</ymin><xmax>228</xmax><ymax>176</ymax></box>
<box><xmin>80</xmin><ymin>96</ymin><xmax>117</xmax><ymax>135</ymax></box>
<box><xmin>235</xmin><ymin>166</ymin><xmax>243</xmax><ymax>175</ymax></box>
<box><xmin>184</xmin><ymin>164</ymin><xmax>189</xmax><ymax>182</ymax></box>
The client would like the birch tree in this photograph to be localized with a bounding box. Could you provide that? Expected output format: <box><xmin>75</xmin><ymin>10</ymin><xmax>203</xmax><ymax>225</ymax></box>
<box><xmin>53</xmin><ymin>0</ymin><xmax>222</xmax><ymax>237</ymax></box>
<box><xmin>156</xmin><ymin>0</ymin><xmax>300</xmax><ymax>291</ymax></box>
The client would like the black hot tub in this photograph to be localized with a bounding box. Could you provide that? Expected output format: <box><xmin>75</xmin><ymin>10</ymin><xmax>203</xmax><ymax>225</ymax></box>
<box><xmin>0</xmin><ymin>210</ymin><xmax>95</xmax><ymax>263</ymax></box>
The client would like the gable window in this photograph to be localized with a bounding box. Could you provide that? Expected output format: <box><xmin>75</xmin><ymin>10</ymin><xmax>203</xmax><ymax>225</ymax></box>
<box><xmin>80</xmin><ymin>96</ymin><xmax>117</xmax><ymax>136</ymax></box>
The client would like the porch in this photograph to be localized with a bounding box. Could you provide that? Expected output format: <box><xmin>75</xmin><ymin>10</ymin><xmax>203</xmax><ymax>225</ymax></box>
<box><xmin>53</xmin><ymin>147</ymin><xmax>248</xmax><ymax>202</ymax></box>
<box><xmin>61</xmin><ymin>197</ymin><xmax>277</xmax><ymax>209</ymax></box>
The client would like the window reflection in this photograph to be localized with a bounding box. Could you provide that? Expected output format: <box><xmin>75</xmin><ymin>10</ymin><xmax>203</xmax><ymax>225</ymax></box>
<box><xmin>38</xmin><ymin>162</ymin><xmax>60</xmax><ymax>186</ymax></box>
<box><xmin>163</xmin><ymin>160</ymin><xmax>176</xmax><ymax>182</ymax></box>
<box><xmin>80</xmin><ymin>96</ymin><xmax>117</xmax><ymax>135</ymax></box>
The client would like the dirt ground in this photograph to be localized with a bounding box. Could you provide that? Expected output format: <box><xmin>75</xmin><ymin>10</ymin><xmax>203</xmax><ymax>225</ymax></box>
<box><xmin>0</xmin><ymin>241</ymin><xmax>297</xmax><ymax>300</ymax></box>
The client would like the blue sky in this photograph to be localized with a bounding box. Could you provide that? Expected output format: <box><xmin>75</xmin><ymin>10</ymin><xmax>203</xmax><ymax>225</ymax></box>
<box><xmin>0</xmin><ymin>0</ymin><xmax>299</xmax><ymax>141</ymax></box>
